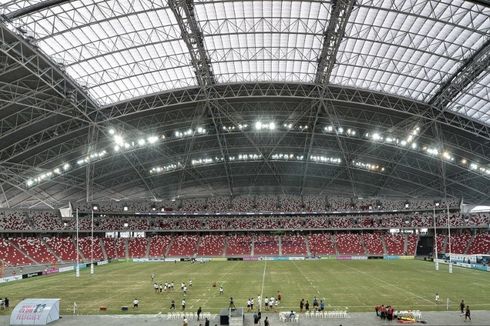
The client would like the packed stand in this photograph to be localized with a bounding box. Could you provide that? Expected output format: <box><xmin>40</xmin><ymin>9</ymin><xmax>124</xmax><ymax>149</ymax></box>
<box><xmin>255</xmin><ymin>195</ymin><xmax>278</xmax><ymax>211</ymax></box>
<box><xmin>303</xmin><ymin>195</ymin><xmax>325</xmax><ymax>211</ymax></box>
<box><xmin>0</xmin><ymin>211</ymin><xmax>30</xmax><ymax>230</ymax></box>
<box><xmin>206</xmin><ymin>196</ymin><xmax>231</xmax><ymax>212</ymax></box>
<box><xmin>279</xmin><ymin>195</ymin><xmax>303</xmax><ymax>212</ymax></box>
<box><xmin>406</xmin><ymin>234</ymin><xmax>418</xmax><ymax>255</ymax></box>
<box><xmin>231</xmin><ymin>195</ymin><xmax>255</xmax><ymax>211</ymax></box>
<box><xmin>180</xmin><ymin>198</ymin><xmax>206</xmax><ymax>212</ymax></box>
<box><xmin>30</xmin><ymin>211</ymin><xmax>63</xmax><ymax>230</ymax></box>
<box><xmin>449</xmin><ymin>232</ymin><xmax>472</xmax><ymax>254</ymax></box>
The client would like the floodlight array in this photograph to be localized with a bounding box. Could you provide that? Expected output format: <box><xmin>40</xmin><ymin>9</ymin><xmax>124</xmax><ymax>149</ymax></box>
<box><xmin>25</xmin><ymin>122</ymin><xmax>490</xmax><ymax>188</ymax></box>
<box><xmin>26</xmin><ymin>163</ymin><xmax>71</xmax><ymax>187</ymax></box>
<box><xmin>76</xmin><ymin>150</ymin><xmax>108</xmax><ymax>166</ymax></box>
<box><xmin>352</xmin><ymin>160</ymin><xmax>385</xmax><ymax>172</ymax></box>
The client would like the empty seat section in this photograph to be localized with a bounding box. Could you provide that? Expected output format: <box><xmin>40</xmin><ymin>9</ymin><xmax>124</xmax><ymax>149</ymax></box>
<box><xmin>254</xmin><ymin>235</ymin><xmax>279</xmax><ymax>256</ymax></box>
<box><xmin>467</xmin><ymin>233</ymin><xmax>490</xmax><ymax>254</ymax></box>
<box><xmin>0</xmin><ymin>239</ymin><xmax>32</xmax><ymax>266</ymax></box>
<box><xmin>383</xmin><ymin>234</ymin><xmax>404</xmax><ymax>255</ymax></box>
<box><xmin>406</xmin><ymin>234</ymin><xmax>418</xmax><ymax>255</ymax></box>
<box><xmin>78</xmin><ymin>237</ymin><xmax>104</xmax><ymax>260</ymax></box>
<box><xmin>308</xmin><ymin>233</ymin><xmax>336</xmax><ymax>255</ymax></box>
<box><xmin>281</xmin><ymin>234</ymin><xmax>307</xmax><ymax>255</ymax></box>
<box><xmin>11</xmin><ymin>238</ymin><xmax>58</xmax><ymax>264</ymax></box>
<box><xmin>148</xmin><ymin>235</ymin><xmax>172</xmax><ymax>257</ymax></box>
<box><xmin>225</xmin><ymin>235</ymin><xmax>252</xmax><ymax>256</ymax></box>
<box><xmin>103</xmin><ymin>238</ymin><xmax>126</xmax><ymax>259</ymax></box>
<box><xmin>336</xmin><ymin>233</ymin><xmax>365</xmax><ymax>255</ymax></box>
<box><xmin>45</xmin><ymin>237</ymin><xmax>77</xmax><ymax>261</ymax></box>
<box><xmin>362</xmin><ymin>233</ymin><xmax>384</xmax><ymax>255</ymax></box>
<box><xmin>128</xmin><ymin>237</ymin><xmax>148</xmax><ymax>258</ymax></box>
<box><xmin>167</xmin><ymin>235</ymin><xmax>198</xmax><ymax>256</ymax></box>
<box><xmin>450</xmin><ymin>233</ymin><xmax>472</xmax><ymax>254</ymax></box>
<box><xmin>198</xmin><ymin>235</ymin><xmax>225</xmax><ymax>256</ymax></box>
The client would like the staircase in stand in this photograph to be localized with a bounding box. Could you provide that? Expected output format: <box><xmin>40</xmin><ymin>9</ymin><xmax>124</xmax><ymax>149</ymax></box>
<box><xmin>305</xmin><ymin>236</ymin><xmax>311</xmax><ymax>257</ymax></box>
<box><xmin>278</xmin><ymin>236</ymin><xmax>282</xmax><ymax>256</ymax></box>
<box><xmin>41</xmin><ymin>238</ymin><xmax>62</xmax><ymax>262</ymax></box>
<box><xmin>100</xmin><ymin>238</ymin><xmax>108</xmax><ymax>261</ymax></box>
<box><xmin>9</xmin><ymin>241</ymin><xmax>38</xmax><ymax>265</ymax></box>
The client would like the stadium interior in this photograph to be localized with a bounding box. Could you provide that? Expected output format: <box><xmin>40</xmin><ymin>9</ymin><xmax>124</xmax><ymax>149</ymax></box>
<box><xmin>0</xmin><ymin>0</ymin><xmax>489</xmax><ymax>324</ymax></box>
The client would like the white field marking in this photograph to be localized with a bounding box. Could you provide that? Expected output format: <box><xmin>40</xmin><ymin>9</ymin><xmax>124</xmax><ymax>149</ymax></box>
<box><xmin>259</xmin><ymin>260</ymin><xmax>267</xmax><ymax>310</ymax></box>
<box><xmin>198</xmin><ymin>261</ymin><xmax>240</xmax><ymax>309</ymax></box>
<box><xmin>291</xmin><ymin>260</ymin><xmax>322</xmax><ymax>296</ymax></box>
<box><xmin>337</xmin><ymin>261</ymin><xmax>434</xmax><ymax>305</ymax></box>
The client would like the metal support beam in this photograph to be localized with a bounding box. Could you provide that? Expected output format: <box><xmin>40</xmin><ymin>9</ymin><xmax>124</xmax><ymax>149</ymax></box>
<box><xmin>428</xmin><ymin>39</ymin><xmax>490</xmax><ymax>110</ymax></box>
<box><xmin>3</xmin><ymin>0</ymin><xmax>70</xmax><ymax>20</ymax></box>
<box><xmin>315</xmin><ymin>0</ymin><xmax>355</xmax><ymax>84</ymax></box>
<box><xmin>168</xmin><ymin>0</ymin><xmax>215</xmax><ymax>86</ymax></box>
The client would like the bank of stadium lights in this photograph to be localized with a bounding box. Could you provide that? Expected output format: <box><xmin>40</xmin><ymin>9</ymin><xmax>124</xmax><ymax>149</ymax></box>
<box><xmin>149</xmin><ymin>162</ymin><xmax>182</xmax><ymax>174</ymax></box>
<box><xmin>26</xmin><ymin>162</ymin><xmax>71</xmax><ymax>187</ymax></box>
<box><xmin>76</xmin><ymin>150</ymin><xmax>107</xmax><ymax>166</ymax></box>
<box><xmin>255</xmin><ymin>121</ymin><xmax>276</xmax><ymax>131</ymax></box>
<box><xmin>271</xmin><ymin>153</ymin><xmax>305</xmax><ymax>161</ymax></box>
<box><xmin>310</xmin><ymin>155</ymin><xmax>342</xmax><ymax>164</ymax></box>
<box><xmin>175</xmin><ymin>127</ymin><xmax>206</xmax><ymax>138</ymax></box>
<box><xmin>222</xmin><ymin>124</ymin><xmax>248</xmax><ymax>132</ymax></box>
<box><xmin>352</xmin><ymin>160</ymin><xmax>385</xmax><ymax>172</ymax></box>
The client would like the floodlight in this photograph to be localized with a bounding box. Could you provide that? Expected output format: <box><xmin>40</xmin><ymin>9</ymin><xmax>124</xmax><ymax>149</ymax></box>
<box><xmin>53</xmin><ymin>168</ymin><xmax>61</xmax><ymax>174</ymax></box>
<box><xmin>147</xmin><ymin>136</ymin><xmax>158</xmax><ymax>144</ymax></box>
<box><xmin>114</xmin><ymin>134</ymin><xmax>124</xmax><ymax>145</ymax></box>
<box><xmin>123</xmin><ymin>223</ymin><xmax>129</xmax><ymax>228</ymax></box>
<box><xmin>114</xmin><ymin>145</ymin><xmax>120</xmax><ymax>152</ymax></box>
<box><xmin>338</xmin><ymin>127</ymin><xmax>344</xmax><ymax>133</ymax></box>
<box><xmin>26</xmin><ymin>179</ymin><xmax>33</xmax><ymax>187</ymax></box>
<box><xmin>138</xmin><ymin>138</ymin><xmax>146</xmax><ymax>146</ymax></box>
<box><xmin>434</xmin><ymin>200</ymin><xmax>440</xmax><ymax>207</ymax></box>
<box><xmin>461</xmin><ymin>159</ymin><xmax>467</xmax><ymax>164</ymax></box>
<box><xmin>63</xmin><ymin>163</ymin><xmax>70</xmax><ymax>171</ymax></box>
<box><xmin>123</xmin><ymin>205</ymin><xmax>129</xmax><ymax>212</ymax></box>
<box><xmin>109</xmin><ymin>128</ymin><xmax>115</xmax><ymax>135</ymax></box>
<box><xmin>404</xmin><ymin>202</ymin><xmax>409</xmax><ymax>209</ymax></box>
<box><xmin>151</xmin><ymin>205</ymin><xmax>156</xmax><ymax>211</ymax></box>
<box><xmin>92</xmin><ymin>204</ymin><xmax>99</xmax><ymax>211</ymax></box>
<box><xmin>161</xmin><ymin>207</ymin><xmax>165</xmax><ymax>212</ymax></box>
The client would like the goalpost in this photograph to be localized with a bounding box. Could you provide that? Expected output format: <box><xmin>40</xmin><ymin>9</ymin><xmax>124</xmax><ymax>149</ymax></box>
<box><xmin>0</xmin><ymin>260</ymin><xmax>4</xmax><ymax>278</ymax></box>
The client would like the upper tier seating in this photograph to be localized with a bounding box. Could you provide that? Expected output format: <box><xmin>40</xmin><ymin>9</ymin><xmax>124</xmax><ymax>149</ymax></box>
<box><xmin>0</xmin><ymin>211</ymin><xmax>30</xmax><ymax>230</ymax></box>
<box><xmin>31</xmin><ymin>211</ymin><xmax>64</xmax><ymax>230</ymax></box>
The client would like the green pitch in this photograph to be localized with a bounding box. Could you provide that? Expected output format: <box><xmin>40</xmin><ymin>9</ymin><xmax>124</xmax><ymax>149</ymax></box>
<box><xmin>1</xmin><ymin>260</ymin><xmax>489</xmax><ymax>315</ymax></box>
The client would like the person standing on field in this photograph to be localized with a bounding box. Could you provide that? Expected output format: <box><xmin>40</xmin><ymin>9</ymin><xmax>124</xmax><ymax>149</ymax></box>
<box><xmin>465</xmin><ymin>306</ymin><xmax>471</xmax><ymax>321</ymax></box>
<box><xmin>460</xmin><ymin>300</ymin><xmax>465</xmax><ymax>315</ymax></box>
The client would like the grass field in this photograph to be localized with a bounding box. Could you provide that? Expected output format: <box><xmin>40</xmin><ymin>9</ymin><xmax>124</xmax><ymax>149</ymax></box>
<box><xmin>1</xmin><ymin>260</ymin><xmax>489</xmax><ymax>315</ymax></box>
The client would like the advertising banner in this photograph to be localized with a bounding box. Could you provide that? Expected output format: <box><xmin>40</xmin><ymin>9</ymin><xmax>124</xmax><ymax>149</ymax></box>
<box><xmin>10</xmin><ymin>298</ymin><xmax>60</xmax><ymax>325</ymax></box>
